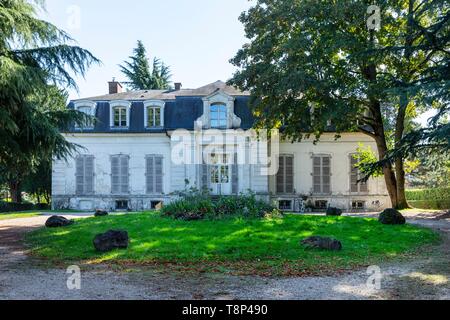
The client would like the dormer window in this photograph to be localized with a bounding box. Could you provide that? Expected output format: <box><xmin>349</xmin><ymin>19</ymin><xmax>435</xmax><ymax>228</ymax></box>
<box><xmin>74</xmin><ymin>101</ymin><xmax>96</xmax><ymax>129</ymax></box>
<box><xmin>144</xmin><ymin>100</ymin><xmax>165</xmax><ymax>129</ymax></box>
<box><xmin>210</xmin><ymin>103</ymin><xmax>227</xmax><ymax>128</ymax></box>
<box><xmin>110</xmin><ymin>101</ymin><xmax>131</xmax><ymax>129</ymax></box>
<box><xmin>114</xmin><ymin>107</ymin><xmax>127</xmax><ymax>127</ymax></box>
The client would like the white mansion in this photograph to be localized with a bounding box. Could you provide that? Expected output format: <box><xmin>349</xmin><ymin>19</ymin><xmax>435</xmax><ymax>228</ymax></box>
<box><xmin>52</xmin><ymin>81</ymin><xmax>390</xmax><ymax>212</ymax></box>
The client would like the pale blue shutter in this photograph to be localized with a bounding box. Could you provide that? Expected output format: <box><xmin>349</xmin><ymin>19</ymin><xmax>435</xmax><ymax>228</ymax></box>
<box><xmin>322</xmin><ymin>156</ymin><xmax>331</xmax><ymax>194</ymax></box>
<box><xmin>146</xmin><ymin>156</ymin><xmax>154</xmax><ymax>194</ymax></box>
<box><xmin>75</xmin><ymin>157</ymin><xmax>84</xmax><ymax>195</ymax></box>
<box><xmin>232</xmin><ymin>153</ymin><xmax>238</xmax><ymax>194</ymax></box>
<box><xmin>120</xmin><ymin>156</ymin><xmax>129</xmax><ymax>194</ymax></box>
<box><xmin>313</xmin><ymin>156</ymin><xmax>321</xmax><ymax>194</ymax></box>
<box><xmin>155</xmin><ymin>156</ymin><xmax>163</xmax><ymax>194</ymax></box>
<box><xmin>84</xmin><ymin>156</ymin><xmax>94</xmax><ymax>194</ymax></box>
<box><xmin>111</xmin><ymin>156</ymin><xmax>120</xmax><ymax>194</ymax></box>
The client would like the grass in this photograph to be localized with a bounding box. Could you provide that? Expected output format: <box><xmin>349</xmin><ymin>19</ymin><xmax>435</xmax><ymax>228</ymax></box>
<box><xmin>26</xmin><ymin>212</ymin><xmax>440</xmax><ymax>276</ymax></box>
<box><xmin>0</xmin><ymin>212</ymin><xmax>42</xmax><ymax>220</ymax></box>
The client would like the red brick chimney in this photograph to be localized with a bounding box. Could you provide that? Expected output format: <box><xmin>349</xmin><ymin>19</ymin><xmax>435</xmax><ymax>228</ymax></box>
<box><xmin>108</xmin><ymin>78</ymin><xmax>123</xmax><ymax>94</ymax></box>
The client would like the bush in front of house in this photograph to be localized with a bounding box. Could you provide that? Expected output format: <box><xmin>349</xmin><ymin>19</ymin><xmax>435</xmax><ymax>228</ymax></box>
<box><xmin>161</xmin><ymin>192</ymin><xmax>281</xmax><ymax>220</ymax></box>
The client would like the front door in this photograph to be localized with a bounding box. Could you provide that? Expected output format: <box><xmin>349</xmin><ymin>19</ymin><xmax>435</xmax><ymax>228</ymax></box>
<box><xmin>209</xmin><ymin>153</ymin><xmax>232</xmax><ymax>195</ymax></box>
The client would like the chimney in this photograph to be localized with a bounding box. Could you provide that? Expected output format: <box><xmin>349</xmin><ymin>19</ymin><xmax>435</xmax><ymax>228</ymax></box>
<box><xmin>108</xmin><ymin>78</ymin><xmax>123</xmax><ymax>94</ymax></box>
<box><xmin>174</xmin><ymin>82</ymin><xmax>182</xmax><ymax>91</ymax></box>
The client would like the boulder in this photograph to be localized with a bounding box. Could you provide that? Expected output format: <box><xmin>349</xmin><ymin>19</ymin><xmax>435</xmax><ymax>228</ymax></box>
<box><xmin>93</xmin><ymin>230</ymin><xmax>129</xmax><ymax>252</ymax></box>
<box><xmin>301</xmin><ymin>236</ymin><xmax>342</xmax><ymax>251</ymax></box>
<box><xmin>378</xmin><ymin>208</ymin><xmax>406</xmax><ymax>225</ymax></box>
<box><xmin>45</xmin><ymin>216</ymin><xmax>74</xmax><ymax>228</ymax></box>
<box><xmin>95</xmin><ymin>209</ymin><xmax>109</xmax><ymax>217</ymax></box>
<box><xmin>326</xmin><ymin>207</ymin><xmax>343</xmax><ymax>216</ymax></box>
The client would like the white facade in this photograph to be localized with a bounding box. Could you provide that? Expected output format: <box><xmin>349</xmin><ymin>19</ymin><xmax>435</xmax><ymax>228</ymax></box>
<box><xmin>53</xmin><ymin>83</ymin><xmax>390</xmax><ymax>212</ymax></box>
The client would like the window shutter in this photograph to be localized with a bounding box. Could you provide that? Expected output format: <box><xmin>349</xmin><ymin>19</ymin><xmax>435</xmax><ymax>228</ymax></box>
<box><xmin>75</xmin><ymin>157</ymin><xmax>84</xmax><ymax>195</ymax></box>
<box><xmin>313</xmin><ymin>157</ymin><xmax>321</xmax><ymax>194</ymax></box>
<box><xmin>350</xmin><ymin>156</ymin><xmax>359</xmax><ymax>193</ymax></box>
<box><xmin>84</xmin><ymin>156</ymin><xmax>94</xmax><ymax>194</ymax></box>
<box><xmin>285</xmin><ymin>156</ymin><xmax>294</xmax><ymax>193</ymax></box>
<box><xmin>120</xmin><ymin>156</ymin><xmax>129</xmax><ymax>194</ymax></box>
<box><xmin>232</xmin><ymin>153</ymin><xmax>238</xmax><ymax>194</ymax></box>
<box><xmin>276</xmin><ymin>156</ymin><xmax>285</xmax><ymax>193</ymax></box>
<box><xmin>322</xmin><ymin>156</ymin><xmax>331</xmax><ymax>194</ymax></box>
<box><xmin>155</xmin><ymin>156</ymin><xmax>163</xmax><ymax>194</ymax></box>
<box><xmin>111</xmin><ymin>156</ymin><xmax>120</xmax><ymax>194</ymax></box>
<box><xmin>146</xmin><ymin>156</ymin><xmax>154</xmax><ymax>194</ymax></box>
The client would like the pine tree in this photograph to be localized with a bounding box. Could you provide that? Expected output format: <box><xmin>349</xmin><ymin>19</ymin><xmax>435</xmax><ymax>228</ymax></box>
<box><xmin>120</xmin><ymin>41</ymin><xmax>172</xmax><ymax>90</ymax></box>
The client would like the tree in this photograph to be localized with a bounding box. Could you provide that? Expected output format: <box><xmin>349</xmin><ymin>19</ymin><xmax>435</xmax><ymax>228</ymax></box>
<box><xmin>22</xmin><ymin>157</ymin><xmax>52</xmax><ymax>204</ymax></box>
<box><xmin>0</xmin><ymin>0</ymin><xmax>99</xmax><ymax>202</ymax></box>
<box><xmin>120</xmin><ymin>40</ymin><xmax>172</xmax><ymax>90</ymax></box>
<box><xmin>229</xmin><ymin>0</ymin><xmax>449</xmax><ymax>209</ymax></box>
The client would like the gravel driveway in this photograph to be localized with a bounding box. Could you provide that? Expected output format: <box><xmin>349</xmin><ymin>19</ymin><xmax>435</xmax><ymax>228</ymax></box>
<box><xmin>0</xmin><ymin>212</ymin><xmax>448</xmax><ymax>300</ymax></box>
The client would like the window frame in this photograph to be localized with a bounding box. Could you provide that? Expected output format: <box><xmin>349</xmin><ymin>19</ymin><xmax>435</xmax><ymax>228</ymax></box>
<box><xmin>312</xmin><ymin>154</ymin><xmax>332</xmax><ymax>195</ymax></box>
<box><xmin>276</xmin><ymin>154</ymin><xmax>294</xmax><ymax>194</ymax></box>
<box><xmin>109</xmin><ymin>101</ymin><xmax>131</xmax><ymax>129</ymax></box>
<box><xmin>75</xmin><ymin>155</ymin><xmax>95</xmax><ymax>195</ymax></box>
<box><xmin>144</xmin><ymin>100</ymin><xmax>165</xmax><ymax>129</ymax></box>
<box><xmin>210</xmin><ymin>103</ymin><xmax>228</xmax><ymax>129</ymax></box>
<box><xmin>349</xmin><ymin>153</ymin><xmax>369</xmax><ymax>194</ymax></box>
<box><xmin>110</xmin><ymin>154</ymin><xmax>130</xmax><ymax>194</ymax></box>
<box><xmin>74</xmin><ymin>101</ymin><xmax>96</xmax><ymax>129</ymax></box>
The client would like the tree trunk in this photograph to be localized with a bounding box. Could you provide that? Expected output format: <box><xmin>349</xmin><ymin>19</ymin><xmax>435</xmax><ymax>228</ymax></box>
<box><xmin>9</xmin><ymin>181</ymin><xmax>22</xmax><ymax>203</ymax></box>
<box><xmin>394</xmin><ymin>93</ymin><xmax>411</xmax><ymax>209</ymax></box>
<box><xmin>374</xmin><ymin>135</ymin><xmax>398</xmax><ymax>208</ymax></box>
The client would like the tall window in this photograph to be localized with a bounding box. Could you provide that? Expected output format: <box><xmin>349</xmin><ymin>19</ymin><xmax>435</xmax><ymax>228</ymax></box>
<box><xmin>146</xmin><ymin>155</ymin><xmax>163</xmax><ymax>194</ymax></box>
<box><xmin>276</xmin><ymin>155</ymin><xmax>294</xmax><ymax>194</ymax></box>
<box><xmin>313</xmin><ymin>155</ymin><xmax>331</xmax><ymax>194</ymax></box>
<box><xmin>350</xmin><ymin>155</ymin><xmax>368</xmax><ymax>193</ymax></box>
<box><xmin>111</xmin><ymin>155</ymin><xmax>129</xmax><ymax>194</ymax></box>
<box><xmin>210</xmin><ymin>153</ymin><xmax>230</xmax><ymax>184</ymax></box>
<box><xmin>147</xmin><ymin>107</ymin><xmax>162</xmax><ymax>127</ymax></box>
<box><xmin>113</xmin><ymin>107</ymin><xmax>127</xmax><ymax>127</ymax></box>
<box><xmin>75</xmin><ymin>155</ymin><xmax>94</xmax><ymax>195</ymax></box>
<box><xmin>210</xmin><ymin>103</ymin><xmax>227</xmax><ymax>128</ymax></box>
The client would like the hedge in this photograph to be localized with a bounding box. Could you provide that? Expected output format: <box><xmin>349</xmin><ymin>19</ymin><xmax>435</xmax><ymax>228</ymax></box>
<box><xmin>0</xmin><ymin>201</ymin><xmax>50</xmax><ymax>213</ymax></box>
<box><xmin>406</xmin><ymin>188</ymin><xmax>450</xmax><ymax>210</ymax></box>
<box><xmin>408</xmin><ymin>200</ymin><xmax>450</xmax><ymax>210</ymax></box>
<box><xmin>406</xmin><ymin>188</ymin><xmax>450</xmax><ymax>201</ymax></box>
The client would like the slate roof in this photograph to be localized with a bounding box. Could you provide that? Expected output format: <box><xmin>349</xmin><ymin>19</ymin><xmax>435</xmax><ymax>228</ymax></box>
<box><xmin>69</xmin><ymin>81</ymin><xmax>254</xmax><ymax>133</ymax></box>
<box><xmin>74</xmin><ymin>80</ymin><xmax>250</xmax><ymax>102</ymax></box>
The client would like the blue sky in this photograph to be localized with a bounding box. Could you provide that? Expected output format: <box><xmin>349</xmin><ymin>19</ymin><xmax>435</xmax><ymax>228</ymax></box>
<box><xmin>40</xmin><ymin>0</ymin><xmax>253</xmax><ymax>100</ymax></box>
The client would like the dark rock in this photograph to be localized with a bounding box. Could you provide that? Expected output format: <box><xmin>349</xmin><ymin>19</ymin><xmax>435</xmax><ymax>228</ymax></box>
<box><xmin>301</xmin><ymin>236</ymin><xmax>342</xmax><ymax>251</ymax></box>
<box><xmin>45</xmin><ymin>216</ymin><xmax>74</xmax><ymax>228</ymax></box>
<box><xmin>95</xmin><ymin>209</ymin><xmax>109</xmax><ymax>217</ymax></box>
<box><xmin>378</xmin><ymin>208</ymin><xmax>406</xmax><ymax>225</ymax></box>
<box><xmin>93</xmin><ymin>230</ymin><xmax>129</xmax><ymax>252</ymax></box>
<box><xmin>326</xmin><ymin>207</ymin><xmax>343</xmax><ymax>216</ymax></box>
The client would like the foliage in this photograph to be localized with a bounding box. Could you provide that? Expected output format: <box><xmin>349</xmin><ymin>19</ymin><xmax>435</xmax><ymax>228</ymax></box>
<box><xmin>0</xmin><ymin>201</ymin><xmax>49</xmax><ymax>213</ymax></box>
<box><xmin>407</xmin><ymin>200</ymin><xmax>450</xmax><ymax>210</ymax></box>
<box><xmin>353</xmin><ymin>144</ymin><xmax>383</xmax><ymax>178</ymax></box>
<box><xmin>0</xmin><ymin>0</ymin><xmax>99</xmax><ymax>202</ymax></box>
<box><xmin>120</xmin><ymin>40</ymin><xmax>172</xmax><ymax>90</ymax></box>
<box><xmin>27</xmin><ymin>213</ymin><xmax>438</xmax><ymax>276</ymax></box>
<box><xmin>22</xmin><ymin>156</ymin><xmax>52</xmax><ymax>204</ymax></box>
<box><xmin>228</xmin><ymin>0</ymin><xmax>449</xmax><ymax>209</ymax></box>
<box><xmin>161</xmin><ymin>191</ymin><xmax>280</xmax><ymax>220</ymax></box>
<box><xmin>406</xmin><ymin>188</ymin><xmax>450</xmax><ymax>201</ymax></box>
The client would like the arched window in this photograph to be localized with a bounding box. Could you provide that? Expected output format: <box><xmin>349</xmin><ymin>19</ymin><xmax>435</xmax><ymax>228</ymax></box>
<box><xmin>210</xmin><ymin>103</ymin><xmax>227</xmax><ymax>128</ymax></box>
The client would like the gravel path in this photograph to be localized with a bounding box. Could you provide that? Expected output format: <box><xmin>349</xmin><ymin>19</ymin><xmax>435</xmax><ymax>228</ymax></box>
<box><xmin>0</xmin><ymin>212</ymin><xmax>448</xmax><ymax>300</ymax></box>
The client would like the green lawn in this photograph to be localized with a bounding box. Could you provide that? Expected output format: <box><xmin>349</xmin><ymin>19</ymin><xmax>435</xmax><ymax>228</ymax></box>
<box><xmin>26</xmin><ymin>213</ymin><xmax>440</xmax><ymax>276</ymax></box>
<box><xmin>0</xmin><ymin>212</ymin><xmax>42</xmax><ymax>221</ymax></box>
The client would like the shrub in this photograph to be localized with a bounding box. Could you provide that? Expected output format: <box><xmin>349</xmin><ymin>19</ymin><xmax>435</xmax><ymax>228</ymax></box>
<box><xmin>406</xmin><ymin>188</ymin><xmax>450</xmax><ymax>210</ymax></box>
<box><xmin>0</xmin><ymin>201</ymin><xmax>50</xmax><ymax>213</ymax></box>
<box><xmin>161</xmin><ymin>192</ymin><xmax>281</xmax><ymax>220</ymax></box>
<box><xmin>408</xmin><ymin>200</ymin><xmax>450</xmax><ymax>210</ymax></box>
<box><xmin>406</xmin><ymin>188</ymin><xmax>450</xmax><ymax>201</ymax></box>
